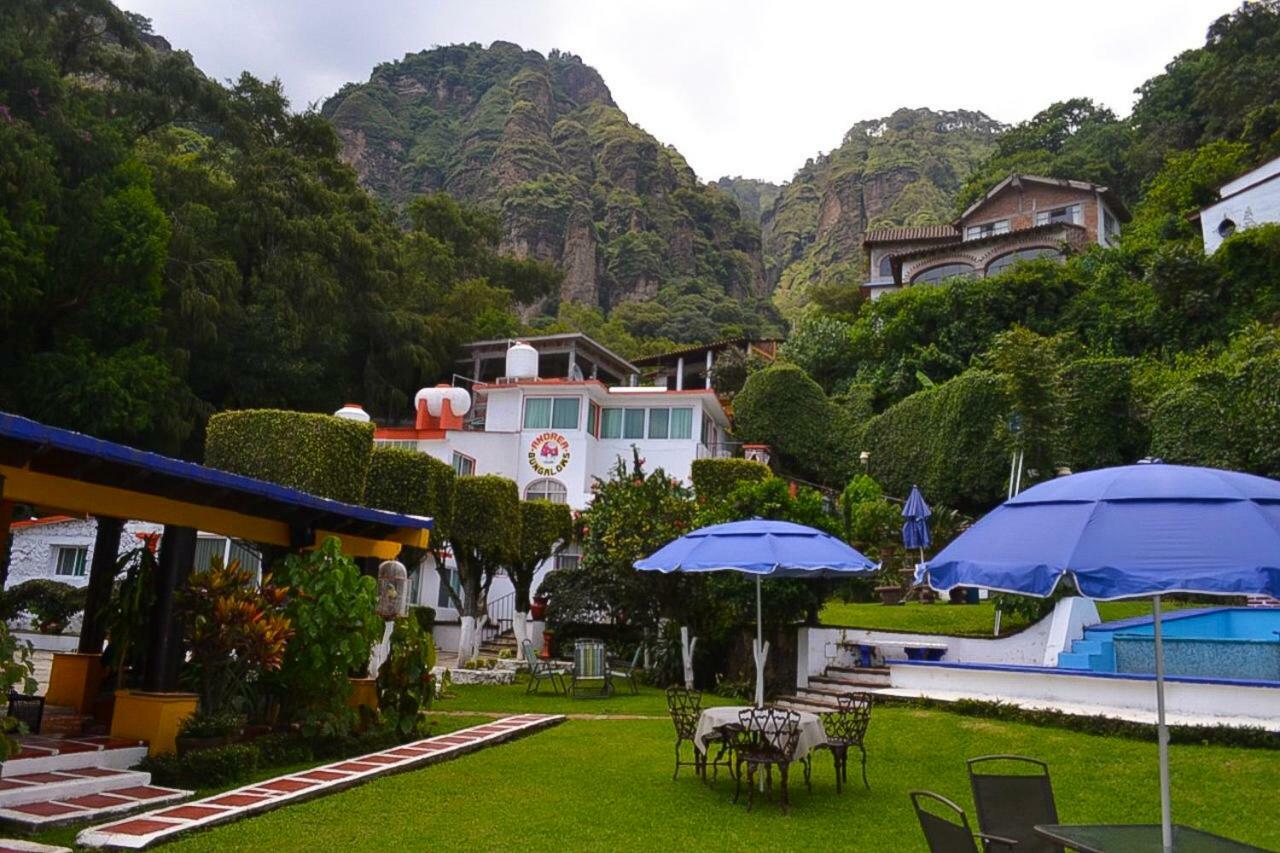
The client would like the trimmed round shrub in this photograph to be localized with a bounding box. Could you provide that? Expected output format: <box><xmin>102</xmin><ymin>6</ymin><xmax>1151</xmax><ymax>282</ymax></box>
<box><xmin>204</xmin><ymin>410</ymin><xmax>374</xmax><ymax>503</ymax></box>
<box><xmin>363</xmin><ymin>446</ymin><xmax>456</xmax><ymax>530</ymax></box>
<box><xmin>690</xmin><ymin>458</ymin><xmax>770</xmax><ymax>504</ymax></box>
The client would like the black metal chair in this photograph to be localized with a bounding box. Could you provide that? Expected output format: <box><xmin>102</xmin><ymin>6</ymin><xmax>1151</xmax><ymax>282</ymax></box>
<box><xmin>910</xmin><ymin>790</ymin><xmax>1017</xmax><ymax>853</ymax></box>
<box><xmin>967</xmin><ymin>755</ymin><xmax>1064</xmax><ymax>853</ymax></box>
<box><xmin>732</xmin><ymin>706</ymin><xmax>803</xmax><ymax>813</ymax></box>
<box><xmin>807</xmin><ymin>692</ymin><xmax>872</xmax><ymax>793</ymax></box>
<box><xmin>522</xmin><ymin>639</ymin><xmax>568</xmax><ymax>695</ymax></box>
<box><xmin>666</xmin><ymin>686</ymin><xmax>704</xmax><ymax>780</ymax></box>
<box><xmin>7</xmin><ymin>691</ymin><xmax>44</xmax><ymax>735</ymax></box>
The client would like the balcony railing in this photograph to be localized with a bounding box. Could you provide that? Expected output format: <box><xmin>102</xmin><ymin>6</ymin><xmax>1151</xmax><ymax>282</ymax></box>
<box><xmin>697</xmin><ymin>441</ymin><xmax>741</xmax><ymax>459</ymax></box>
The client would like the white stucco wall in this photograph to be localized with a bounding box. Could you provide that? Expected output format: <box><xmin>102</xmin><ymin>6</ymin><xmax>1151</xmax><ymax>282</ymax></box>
<box><xmin>6</xmin><ymin>518</ymin><xmax>159</xmax><ymax>591</ymax></box>
<box><xmin>1199</xmin><ymin>161</ymin><xmax>1280</xmax><ymax>254</ymax></box>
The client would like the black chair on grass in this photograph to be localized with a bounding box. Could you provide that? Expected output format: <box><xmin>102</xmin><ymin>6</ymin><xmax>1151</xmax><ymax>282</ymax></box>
<box><xmin>7</xmin><ymin>691</ymin><xmax>43</xmax><ymax>735</ymax></box>
<box><xmin>733</xmin><ymin>707</ymin><xmax>803</xmax><ymax>813</ymax></box>
<box><xmin>666</xmin><ymin>686</ymin><xmax>704</xmax><ymax>780</ymax></box>
<box><xmin>910</xmin><ymin>791</ymin><xmax>1017</xmax><ymax>853</ymax></box>
<box><xmin>807</xmin><ymin>692</ymin><xmax>872</xmax><ymax>792</ymax></box>
<box><xmin>522</xmin><ymin>639</ymin><xmax>567</xmax><ymax>695</ymax></box>
<box><xmin>967</xmin><ymin>755</ymin><xmax>1063</xmax><ymax>853</ymax></box>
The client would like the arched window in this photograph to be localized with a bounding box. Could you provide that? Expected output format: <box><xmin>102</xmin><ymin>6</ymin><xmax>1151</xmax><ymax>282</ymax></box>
<box><xmin>985</xmin><ymin>247</ymin><xmax>1063</xmax><ymax>277</ymax></box>
<box><xmin>525</xmin><ymin>478</ymin><xmax>568</xmax><ymax>503</ymax></box>
<box><xmin>878</xmin><ymin>254</ymin><xmax>893</xmax><ymax>278</ymax></box>
<box><xmin>911</xmin><ymin>263</ymin><xmax>975</xmax><ymax>285</ymax></box>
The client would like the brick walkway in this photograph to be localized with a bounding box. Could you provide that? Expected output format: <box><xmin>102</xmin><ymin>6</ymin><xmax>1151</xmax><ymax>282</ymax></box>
<box><xmin>76</xmin><ymin>714</ymin><xmax>564</xmax><ymax>850</ymax></box>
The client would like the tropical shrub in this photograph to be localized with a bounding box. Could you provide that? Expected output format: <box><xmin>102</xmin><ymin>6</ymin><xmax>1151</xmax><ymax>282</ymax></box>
<box><xmin>1</xmin><ymin>580</ymin><xmax>86</xmax><ymax>634</ymax></box>
<box><xmin>270</xmin><ymin>538</ymin><xmax>382</xmax><ymax>737</ymax></box>
<box><xmin>376</xmin><ymin>609</ymin><xmax>437</xmax><ymax>740</ymax></box>
<box><xmin>0</xmin><ymin>622</ymin><xmax>37</xmax><ymax>759</ymax></box>
<box><xmin>204</xmin><ymin>410</ymin><xmax>374</xmax><ymax>503</ymax></box>
<box><xmin>180</xmin><ymin>558</ymin><xmax>291</xmax><ymax>717</ymax></box>
<box><xmin>140</xmin><ymin>744</ymin><xmax>259</xmax><ymax>789</ymax></box>
<box><xmin>689</xmin><ymin>458</ymin><xmax>770</xmax><ymax>504</ymax></box>
<box><xmin>105</xmin><ymin>535</ymin><xmax>158</xmax><ymax>689</ymax></box>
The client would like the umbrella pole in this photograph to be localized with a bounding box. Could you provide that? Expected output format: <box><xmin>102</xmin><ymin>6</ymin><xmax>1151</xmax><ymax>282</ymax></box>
<box><xmin>755</xmin><ymin>575</ymin><xmax>765</xmax><ymax>708</ymax></box>
<box><xmin>1153</xmin><ymin>594</ymin><xmax>1173</xmax><ymax>853</ymax></box>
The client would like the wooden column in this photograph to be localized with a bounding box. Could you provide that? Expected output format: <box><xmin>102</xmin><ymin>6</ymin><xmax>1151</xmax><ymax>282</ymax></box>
<box><xmin>78</xmin><ymin>516</ymin><xmax>124</xmax><ymax>654</ymax></box>
<box><xmin>142</xmin><ymin>525</ymin><xmax>196</xmax><ymax>692</ymax></box>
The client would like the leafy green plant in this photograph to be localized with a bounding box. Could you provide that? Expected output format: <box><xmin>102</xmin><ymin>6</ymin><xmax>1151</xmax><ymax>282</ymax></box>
<box><xmin>140</xmin><ymin>743</ymin><xmax>260</xmax><ymax>789</ymax></box>
<box><xmin>105</xmin><ymin>535</ymin><xmax>158</xmax><ymax>689</ymax></box>
<box><xmin>270</xmin><ymin>538</ymin><xmax>382</xmax><ymax>738</ymax></box>
<box><xmin>177</xmin><ymin>709</ymin><xmax>245</xmax><ymax>740</ymax></box>
<box><xmin>1</xmin><ymin>579</ymin><xmax>86</xmax><ymax>634</ymax></box>
<box><xmin>180</xmin><ymin>558</ymin><xmax>292</xmax><ymax>717</ymax></box>
<box><xmin>0</xmin><ymin>622</ymin><xmax>37</xmax><ymax>759</ymax></box>
<box><xmin>204</xmin><ymin>410</ymin><xmax>375</xmax><ymax>503</ymax></box>
<box><xmin>377</xmin><ymin>610</ymin><xmax>437</xmax><ymax>740</ymax></box>
<box><xmin>450</xmin><ymin>475</ymin><xmax>520</xmax><ymax>660</ymax></box>
<box><xmin>689</xmin><ymin>458</ymin><xmax>770</xmax><ymax>504</ymax></box>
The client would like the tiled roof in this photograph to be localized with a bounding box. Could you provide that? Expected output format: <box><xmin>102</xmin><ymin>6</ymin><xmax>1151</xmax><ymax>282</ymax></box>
<box><xmin>862</xmin><ymin>225</ymin><xmax>959</xmax><ymax>245</ymax></box>
<box><xmin>893</xmin><ymin>222</ymin><xmax>1087</xmax><ymax>261</ymax></box>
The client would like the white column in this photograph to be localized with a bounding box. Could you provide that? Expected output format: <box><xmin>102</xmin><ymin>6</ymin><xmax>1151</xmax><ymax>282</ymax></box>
<box><xmin>675</xmin><ymin>356</ymin><xmax>684</xmax><ymax>391</ymax></box>
<box><xmin>705</xmin><ymin>349</ymin><xmax>713</xmax><ymax>389</ymax></box>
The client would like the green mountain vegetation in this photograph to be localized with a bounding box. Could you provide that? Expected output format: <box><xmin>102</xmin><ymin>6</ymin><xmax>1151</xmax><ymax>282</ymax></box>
<box><xmin>735</xmin><ymin>0</ymin><xmax>1280</xmax><ymax>516</ymax></box>
<box><xmin>710</xmin><ymin>176</ymin><xmax>781</xmax><ymax>225</ymax></box>
<box><xmin>763</xmin><ymin>108</ymin><xmax>1004</xmax><ymax>319</ymax></box>
<box><xmin>321</xmin><ymin>42</ymin><xmax>783</xmax><ymax>346</ymax></box>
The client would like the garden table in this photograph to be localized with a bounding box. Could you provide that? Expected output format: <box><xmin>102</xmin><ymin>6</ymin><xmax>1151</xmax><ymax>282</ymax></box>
<box><xmin>693</xmin><ymin>705</ymin><xmax>826</xmax><ymax>762</ymax></box>
<box><xmin>1033</xmin><ymin>824</ymin><xmax>1271</xmax><ymax>853</ymax></box>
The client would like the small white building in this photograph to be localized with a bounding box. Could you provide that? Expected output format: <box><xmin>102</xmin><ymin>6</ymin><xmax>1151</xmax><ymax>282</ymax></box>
<box><xmin>369</xmin><ymin>336</ymin><xmax>733</xmax><ymax>650</ymax></box>
<box><xmin>1195</xmin><ymin>155</ymin><xmax>1280</xmax><ymax>254</ymax></box>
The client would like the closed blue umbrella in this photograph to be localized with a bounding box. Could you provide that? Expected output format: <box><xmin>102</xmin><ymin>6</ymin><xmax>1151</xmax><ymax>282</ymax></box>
<box><xmin>902</xmin><ymin>484</ymin><xmax>932</xmax><ymax>553</ymax></box>
<box><xmin>917</xmin><ymin>463</ymin><xmax>1280</xmax><ymax>853</ymax></box>
<box><xmin>636</xmin><ymin>519</ymin><xmax>877</xmax><ymax>705</ymax></box>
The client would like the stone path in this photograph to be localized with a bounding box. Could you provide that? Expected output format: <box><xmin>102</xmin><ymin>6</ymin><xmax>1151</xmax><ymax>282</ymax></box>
<box><xmin>76</xmin><ymin>714</ymin><xmax>564</xmax><ymax>850</ymax></box>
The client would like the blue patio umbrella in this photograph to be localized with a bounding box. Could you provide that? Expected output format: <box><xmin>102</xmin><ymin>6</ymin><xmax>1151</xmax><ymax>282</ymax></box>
<box><xmin>902</xmin><ymin>484</ymin><xmax>932</xmax><ymax>558</ymax></box>
<box><xmin>636</xmin><ymin>519</ymin><xmax>877</xmax><ymax>706</ymax></box>
<box><xmin>916</xmin><ymin>463</ymin><xmax>1280</xmax><ymax>853</ymax></box>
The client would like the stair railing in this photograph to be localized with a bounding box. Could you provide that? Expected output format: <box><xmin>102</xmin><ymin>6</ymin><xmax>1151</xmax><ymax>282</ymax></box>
<box><xmin>480</xmin><ymin>590</ymin><xmax>516</xmax><ymax>645</ymax></box>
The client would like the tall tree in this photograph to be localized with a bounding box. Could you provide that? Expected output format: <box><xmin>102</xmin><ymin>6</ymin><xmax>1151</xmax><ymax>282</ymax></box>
<box><xmin>510</xmin><ymin>500</ymin><xmax>574</xmax><ymax>648</ymax></box>
<box><xmin>450</xmin><ymin>476</ymin><xmax>520</xmax><ymax>663</ymax></box>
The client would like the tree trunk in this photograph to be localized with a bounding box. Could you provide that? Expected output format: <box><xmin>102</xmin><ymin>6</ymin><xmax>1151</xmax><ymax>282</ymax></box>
<box><xmin>458</xmin><ymin>616</ymin><xmax>476</xmax><ymax>666</ymax></box>
<box><xmin>513</xmin><ymin>610</ymin><xmax>529</xmax><ymax>654</ymax></box>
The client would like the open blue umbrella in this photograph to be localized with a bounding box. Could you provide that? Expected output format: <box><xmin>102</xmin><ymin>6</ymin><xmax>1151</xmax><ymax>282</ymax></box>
<box><xmin>636</xmin><ymin>519</ymin><xmax>877</xmax><ymax>706</ymax></box>
<box><xmin>902</xmin><ymin>484</ymin><xmax>932</xmax><ymax>557</ymax></box>
<box><xmin>917</xmin><ymin>463</ymin><xmax>1280</xmax><ymax>853</ymax></box>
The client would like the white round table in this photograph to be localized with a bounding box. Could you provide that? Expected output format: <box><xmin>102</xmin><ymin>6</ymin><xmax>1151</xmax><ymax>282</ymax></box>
<box><xmin>693</xmin><ymin>705</ymin><xmax>827</xmax><ymax>762</ymax></box>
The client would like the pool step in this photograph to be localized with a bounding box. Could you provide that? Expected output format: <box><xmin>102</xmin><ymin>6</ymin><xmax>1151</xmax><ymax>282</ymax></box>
<box><xmin>1058</xmin><ymin>635</ymin><xmax>1115</xmax><ymax>672</ymax></box>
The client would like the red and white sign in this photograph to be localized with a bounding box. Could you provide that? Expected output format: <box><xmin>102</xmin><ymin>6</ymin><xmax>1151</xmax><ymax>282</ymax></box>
<box><xmin>528</xmin><ymin>432</ymin><xmax>570</xmax><ymax>475</ymax></box>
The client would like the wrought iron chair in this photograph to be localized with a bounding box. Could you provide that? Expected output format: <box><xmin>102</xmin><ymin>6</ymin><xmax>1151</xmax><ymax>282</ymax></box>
<box><xmin>666</xmin><ymin>686</ymin><xmax>704</xmax><ymax>780</ymax></box>
<box><xmin>807</xmin><ymin>692</ymin><xmax>872</xmax><ymax>792</ymax></box>
<box><xmin>6</xmin><ymin>691</ymin><xmax>43</xmax><ymax>735</ymax></box>
<box><xmin>569</xmin><ymin>638</ymin><xmax>614</xmax><ymax>698</ymax></box>
<box><xmin>910</xmin><ymin>790</ymin><xmax>1018</xmax><ymax>853</ymax></box>
<box><xmin>609</xmin><ymin>644</ymin><xmax>643</xmax><ymax>695</ymax></box>
<box><xmin>732</xmin><ymin>706</ymin><xmax>803</xmax><ymax>813</ymax></box>
<box><xmin>967</xmin><ymin>755</ymin><xmax>1063</xmax><ymax>853</ymax></box>
<box><xmin>521</xmin><ymin>639</ymin><xmax>567</xmax><ymax>695</ymax></box>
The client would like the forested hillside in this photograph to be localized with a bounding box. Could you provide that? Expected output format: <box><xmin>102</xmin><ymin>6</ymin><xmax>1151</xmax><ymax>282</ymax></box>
<box><xmin>321</xmin><ymin>42</ymin><xmax>782</xmax><ymax>344</ymax></box>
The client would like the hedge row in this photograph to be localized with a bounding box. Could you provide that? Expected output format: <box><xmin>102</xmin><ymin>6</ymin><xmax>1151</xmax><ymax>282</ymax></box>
<box><xmin>690</xmin><ymin>458</ymin><xmax>770</xmax><ymax>503</ymax></box>
<box><xmin>363</xmin><ymin>446</ymin><xmax>456</xmax><ymax>532</ymax></box>
<box><xmin>204</xmin><ymin>410</ymin><xmax>374</xmax><ymax>504</ymax></box>
<box><xmin>1058</xmin><ymin>357</ymin><xmax>1147</xmax><ymax>472</ymax></box>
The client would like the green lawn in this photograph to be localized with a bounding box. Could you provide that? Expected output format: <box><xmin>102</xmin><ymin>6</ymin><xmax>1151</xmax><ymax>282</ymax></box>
<box><xmin>161</xmin><ymin>691</ymin><xmax>1278</xmax><ymax>852</ymax></box>
<box><xmin>435</xmin><ymin>680</ymin><xmax>742</xmax><ymax>716</ymax></box>
<box><xmin>819</xmin><ymin>599</ymin><xmax>1188</xmax><ymax>637</ymax></box>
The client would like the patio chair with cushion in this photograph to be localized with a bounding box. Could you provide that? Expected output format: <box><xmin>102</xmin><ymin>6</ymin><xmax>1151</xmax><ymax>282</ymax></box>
<box><xmin>666</xmin><ymin>686</ymin><xmax>704</xmax><ymax>780</ymax></box>
<box><xmin>522</xmin><ymin>639</ymin><xmax>567</xmax><ymax>695</ymax></box>
<box><xmin>807</xmin><ymin>692</ymin><xmax>872</xmax><ymax>793</ymax></box>
<box><xmin>608</xmin><ymin>644</ymin><xmax>643</xmax><ymax>695</ymax></box>
<box><xmin>910</xmin><ymin>790</ymin><xmax>1018</xmax><ymax>853</ymax></box>
<box><xmin>967</xmin><ymin>755</ymin><xmax>1063</xmax><ymax>853</ymax></box>
<box><xmin>7</xmin><ymin>691</ymin><xmax>44</xmax><ymax>735</ymax></box>
<box><xmin>569</xmin><ymin>638</ymin><xmax>613</xmax><ymax>698</ymax></box>
<box><xmin>732</xmin><ymin>706</ymin><xmax>803</xmax><ymax>813</ymax></box>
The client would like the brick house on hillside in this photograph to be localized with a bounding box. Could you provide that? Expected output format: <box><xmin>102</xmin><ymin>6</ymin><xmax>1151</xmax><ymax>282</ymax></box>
<box><xmin>862</xmin><ymin>174</ymin><xmax>1130</xmax><ymax>299</ymax></box>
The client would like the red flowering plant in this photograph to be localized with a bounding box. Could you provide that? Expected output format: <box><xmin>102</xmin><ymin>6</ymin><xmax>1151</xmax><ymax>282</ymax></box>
<box><xmin>180</xmin><ymin>558</ymin><xmax>292</xmax><ymax>729</ymax></box>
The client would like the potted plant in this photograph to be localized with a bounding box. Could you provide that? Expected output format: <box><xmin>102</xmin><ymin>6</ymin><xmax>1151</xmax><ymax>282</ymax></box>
<box><xmin>540</xmin><ymin>628</ymin><xmax>555</xmax><ymax>660</ymax></box>
<box><xmin>530</xmin><ymin>594</ymin><xmax>548</xmax><ymax>621</ymax></box>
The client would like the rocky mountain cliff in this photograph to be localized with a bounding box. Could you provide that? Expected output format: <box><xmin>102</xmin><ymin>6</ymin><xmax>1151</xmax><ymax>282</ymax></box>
<box><xmin>711</xmin><ymin>176</ymin><xmax>782</xmax><ymax>225</ymax></box>
<box><xmin>764</xmin><ymin>108</ymin><xmax>1004</xmax><ymax>317</ymax></box>
<box><xmin>322</xmin><ymin>42</ymin><xmax>765</xmax><ymax>312</ymax></box>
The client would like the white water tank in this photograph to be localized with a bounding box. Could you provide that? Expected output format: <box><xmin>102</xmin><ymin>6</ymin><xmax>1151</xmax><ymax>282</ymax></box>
<box><xmin>333</xmin><ymin>403</ymin><xmax>371</xmax><ymax>422</ymax></box>
<box><xmin>505</xmin><ymin>341</ymin><xmax>539</xmax><ymax>379</ymax></box>
<box><xmin>414</xmin><ymin>385</ymin><xmax>472</xmax><ymax>417</ymax></box>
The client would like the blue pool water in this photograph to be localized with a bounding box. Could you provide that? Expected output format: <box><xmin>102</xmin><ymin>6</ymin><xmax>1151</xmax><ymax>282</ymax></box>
<box><xmin>1057</xmin><ymin>607</ymin><xmax>1280</xmax><ymax>682</ymax></box>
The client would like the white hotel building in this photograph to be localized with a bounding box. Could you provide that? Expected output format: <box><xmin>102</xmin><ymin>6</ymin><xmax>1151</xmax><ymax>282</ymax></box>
<box><xmin>364</xmin><ymin>334</ymin><xmax>734</xmax><ymax>652</ymax></box>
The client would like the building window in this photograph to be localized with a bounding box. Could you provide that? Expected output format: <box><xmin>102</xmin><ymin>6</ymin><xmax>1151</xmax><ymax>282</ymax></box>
<box><xmin>1217</xmin><ymin>218</ymin><xmax>1237</xmax><ymax>239</ymax></box>
<box><xmin>228</xmin><ymin>541</ymin><xmax>262</xmax><ymax>578</ymax></box>
<box><xmin>555</xmin><ymin>544</ymin><xmax>581</xmax><ymax>572</ymax></box>
<box><xmin>911</xmin><ymin>263</ymin><xmax>976</xmax><ymax>284</ymax></box>
<box><xmin>53</xmin><ymin>546</ymin><xmax>87</xmax><ymax>577</ymax></box>
<box><xmin>964</xmin><ymin>220</ymin><xmax>1009</xmax><ymax>240</ymax></box>
<box><xmin>588</xmin><ymin>401</ymin><xmax>601</xmax><ymax>437</ymax></box>
<box><xmin>670</xmin><ymin>407</ymin><xmax>693</xmax><ymax>439</ymax></box>
<box><xmin>623</xmin><ymin>408</ymin><xmax>645</xmax><ymax>439</ymax></box>
<box><xmin>194</xmin><ymin>536</ymin><xmax>228</xmax><ymax>571</ymax></box>
<box><xmin>985</xmin><ymin>247</ymin><xmax>1062</xmax><ymax>276</ymax></box>
<box><xmin>436</xmin><ymin>566</ymin><xmax>461</xmax><ymax>609</ymax></box>
<box><xmin>648</xmin><ymin>407</ymin><xmax>670</xmax><ymax>439</ymax></box>
<box><xmin>551</xmin><ymin>397</ymin><xmax>580</xmax><ymax>430</ymax></box>
<box><xmin>1035</xmin><ymin>204</ymin><xmax>1081</xmax><ymax>227</ymax></box>
<box><xmin>451</xmin><ymin>451</ymin><xmax>476</xmax><ymax>477</ymax></box>
<box><xmin>877</xmin><ymin>254</ymin><xmax>893</xmax><ymax>278</ymax></box>
<box><xmin>523</xmin><ymin>397</ymin><xmax>553</xmax><ymax>429</ymax></box>
<box><xmin>600</xmin><ymin>408</ymin><xmax>622</xmax><ymax>439</ymax></box>
<box><xmin>525</xmin><ymin>478</ymin><xmax>568</xmax><ymax>503</ymax></box>
<box><xmin>376</xmin><ymin>439</ymin><xmax>418</xmax><ymax>450</ymax></box>
<box><xmin>1103</xmin><ymin>208</ymin><xmax>1122</xmax><ymax>241</ymax></box>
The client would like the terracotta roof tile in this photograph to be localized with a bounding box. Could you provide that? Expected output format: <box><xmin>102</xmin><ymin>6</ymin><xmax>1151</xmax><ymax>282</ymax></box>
<box><xmin>863</xmin><ymin>225</ymin><xmax>959</xmax><ymax>245</ymax></box>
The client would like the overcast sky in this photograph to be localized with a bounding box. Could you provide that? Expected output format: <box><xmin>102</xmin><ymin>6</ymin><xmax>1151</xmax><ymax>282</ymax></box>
<box><xmin>120</xmin><ymin>0</ymin><xmax>1239</xmax><ymax>184</ymax></box>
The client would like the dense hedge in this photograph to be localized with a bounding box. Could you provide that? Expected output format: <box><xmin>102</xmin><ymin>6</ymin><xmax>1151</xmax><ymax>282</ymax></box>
<box><xmin>451</xmin><ymin>475</ymin><xmax>521</xmax><ymax>564</ymax></box>
<box><xmin>690</xmin><ymin>458</ymin><xmax>770</xmax><ymax>503</ymax></box>
<box><xmin>1058</xmin><ymin>357</ymin><xmax>1148</xmax><ymax>471</ymax></box>
<box><xmin>205</xmin><ymin>410</ymin><xmax>375</xmax><ymax>504</ymax></box>
<box><xmin>732</xmin><ymin>364</ymin><xmax>856</xmax><ymax>486</ymax></box>
<box><xmin>363</xmin><ymin>446</ymin><xmax>456</xmax><ymax>530</ymax></box>
<box><xmin>861</xmin><ymin>371</ymin><xmax>1009</xmax><ymax>512</ymax></box>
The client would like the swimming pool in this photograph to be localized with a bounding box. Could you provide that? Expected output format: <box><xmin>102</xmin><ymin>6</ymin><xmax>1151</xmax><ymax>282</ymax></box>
<box><xmin>1057</xmin><ymin>607</ymin><xmax>1280</xmax><ymax>682</ymax></box>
